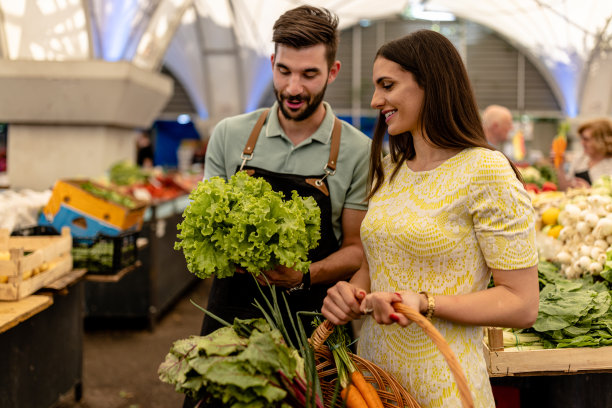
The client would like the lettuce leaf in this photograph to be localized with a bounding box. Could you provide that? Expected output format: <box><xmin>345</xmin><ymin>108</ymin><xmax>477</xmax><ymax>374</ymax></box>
<box><xmin>175</xmin><ymin>171</ymin><xmax>321</xmax><ymax>279</ymax></box>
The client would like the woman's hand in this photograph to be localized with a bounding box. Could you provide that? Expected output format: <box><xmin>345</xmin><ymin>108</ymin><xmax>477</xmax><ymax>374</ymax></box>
<box><xmin>570</xmin><ymin>177</ymin><xmax>590</xmax><ymax>189</ymax></box>
<box><xmin>321</xmin><ymin>281</ymin><xmax>367</xmax><ymax>325</ymax></box>
<box><xmin>361</xmin><ymin>290</ymin><xmax>422</xmax><ymax>327</ymax></box>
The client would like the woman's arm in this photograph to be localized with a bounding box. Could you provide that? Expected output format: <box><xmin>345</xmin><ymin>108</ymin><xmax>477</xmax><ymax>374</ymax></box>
<box><xmin>427</xmin><ymin>265</ymin><xmax>539</xmax><ymax>328</ymax></box>
<box><xmin>364</xmin><ymin>265</ymin><xmax>539</xmax><ymax>328</ymax></box>
<box><xmin>554</xmin><ymin>161</ymin><xmax>574</xmax><ymax>191</ymax></box>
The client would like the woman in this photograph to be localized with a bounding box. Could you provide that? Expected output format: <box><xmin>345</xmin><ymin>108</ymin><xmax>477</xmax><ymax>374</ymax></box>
<box><xmin>321</xmin><ymin>30</ymin><xmax>539</xmax><ymax>407</ymax></box>
<box><xmin>556</xmin><ymin>118</ymin><xmax>612</xmax><ymax>190</ymax></box>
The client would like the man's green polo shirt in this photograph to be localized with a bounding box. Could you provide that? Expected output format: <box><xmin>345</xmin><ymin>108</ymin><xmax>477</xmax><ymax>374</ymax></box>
<box><xmin>204</xmin><ymin>101</ymin><xmax>371</xmax><ymax>242</ymax></box>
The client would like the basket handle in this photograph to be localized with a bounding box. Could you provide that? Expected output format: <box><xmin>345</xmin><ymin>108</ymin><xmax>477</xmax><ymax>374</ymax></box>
<box><xmin>310</xmin><ymin>304</ymin><xmax>475</xmax><ymax>408</ymax></box>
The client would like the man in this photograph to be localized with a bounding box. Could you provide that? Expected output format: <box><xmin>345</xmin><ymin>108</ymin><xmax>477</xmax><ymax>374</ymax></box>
<box><xmin>482</xmin><ymin>104</ymin><xmax>514</xmax><ymax>149</ymax></box>
<box><xmin>199</xmin><ymin>6</ymin><xmax>370</xmax><ymax>341</ymax></box>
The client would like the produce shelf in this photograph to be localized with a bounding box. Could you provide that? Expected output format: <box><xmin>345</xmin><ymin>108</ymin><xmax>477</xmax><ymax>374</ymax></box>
<box><xmin>485</xmin><ymin>327</ymin><xmax>612</xmax><ymax>376</ymax></box>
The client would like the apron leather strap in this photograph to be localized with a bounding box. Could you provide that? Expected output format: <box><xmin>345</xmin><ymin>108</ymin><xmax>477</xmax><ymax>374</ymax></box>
<box><xmin>327</xmin><ymin>117</ymin><xmax>341</xmax><ymax>172</ymax></box>
<box><xmin>240</xmin><ymin>108</ymin><xmax>342</xmax><ymax>175</ymax></box>
<box><xmin>240</xmin><ymin>109</ymin><xmax>270</xmax><ymax>170</ymax></box>
<box><xmin>243</xmin><ymin>109</ymin><xmax>270</xmax><ymax>156</ymax></box>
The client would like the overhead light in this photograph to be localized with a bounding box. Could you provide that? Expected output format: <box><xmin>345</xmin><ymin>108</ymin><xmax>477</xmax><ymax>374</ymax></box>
<box><xmin>402</xmin><ymin>2</ymin><xmax>455</xmax><ymax>22</ymax></box>
<box><xmin>359</xmin><ymin>19</ymin><xmax>372</xmax><ymax>27</ymax></box>
<box><xmin>177</xmin><ymin>114</ymin><xmax>191</xmax><ymax>124</ymax></box>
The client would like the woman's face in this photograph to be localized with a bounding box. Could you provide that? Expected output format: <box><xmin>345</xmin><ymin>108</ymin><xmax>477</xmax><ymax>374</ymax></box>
<box><xmin>370</xmin><ymin>57</ymin><xmax>424</xmax><ymax>136</ymax></box>
<box><xmin>580</xmin><ymin>127</ymin><xmax>601</xmax><ymax>159</ymax></box>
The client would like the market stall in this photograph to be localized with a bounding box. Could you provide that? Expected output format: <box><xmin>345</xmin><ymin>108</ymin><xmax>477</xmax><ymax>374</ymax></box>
<box><xmin>0</xmin><ymin>225</ymin><xmax>85</xmax><ymax>408</ymax></box>
<box><xmin>473</xmin><ymin>168</ymin><xmax>612</xmax><ymax>407</ymax></box>
<box><xmin>83</xmin><ymin>194</ymin><xmax>197</xmax><ymax>328</ymax></box>
<box><xmin>35</xmin><ymin>166</ymin><xmax>201</xmax><ymax>327</ymax></box>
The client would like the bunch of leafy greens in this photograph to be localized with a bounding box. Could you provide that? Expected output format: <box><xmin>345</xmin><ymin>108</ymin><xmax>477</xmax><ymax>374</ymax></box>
<box><xmin>158</xmin><ymin>281</ymin><xmax>324</xmax><ymax>407</ymax></box>
<box><xmin>519</xmin><ymin>261</ymin><xmax>612</xmax><ymax>348</ymax></box>
<box><xmin>175</xmin><ymin>171</ymin><xmax>321</xmax><ymax>279</ymax></box>
<box><xmin>108</xmin><ymin>160</ymin><xmax>149</xmax><ymax>186</ymax></box>
<box><xmin>158</xmin><ymin>318</ymin><xmax>306</xmax><ymax>407</ymax></box>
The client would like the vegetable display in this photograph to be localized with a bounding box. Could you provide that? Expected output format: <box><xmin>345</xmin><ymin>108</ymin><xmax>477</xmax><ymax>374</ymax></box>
<box><xmin>512</xmin><ymin>261</ymin><xmax>612</xmax><ymax>349</ymax></box>
<box><xmin>174</xmin><ymin>171</ymin><xmax>321</xmax><ymax>279</ymax></box>
<box><xmin>80</xmin><ymin>181</ymin><xmax>138</xmax><ymax>209</ymax></box>
<box><xmin>542</xmin><ymin>184</ymin><xmax>612</xmax><ymax>279</ymax></box>
<box><xmin>519</xmin><ymin>164</ymin><xmax>558</xmax><ymax>193</ymax></box>
<box><xmin>108</xmin><ymin>160</ymin><xmax>149</xmax><ymax>186</ymax></box>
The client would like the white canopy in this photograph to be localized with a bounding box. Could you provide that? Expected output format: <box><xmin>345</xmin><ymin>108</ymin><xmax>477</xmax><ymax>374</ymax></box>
<box><xmin>0</xmin><ymin>0</ymin><xmax>610</xmax><ymax>120</ymax></box>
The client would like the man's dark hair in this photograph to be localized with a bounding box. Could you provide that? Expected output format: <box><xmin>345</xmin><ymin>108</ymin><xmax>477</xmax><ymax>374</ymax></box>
<box><xmin>272</xmin><ymin>5</ymin><xmax>339</xmax><ymax>68</ymax></box>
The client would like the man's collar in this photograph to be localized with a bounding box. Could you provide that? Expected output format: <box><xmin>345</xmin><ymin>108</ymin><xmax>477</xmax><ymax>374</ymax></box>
<box><xmin>265</xmin><ymin>101</ymin><xmax>336</xmax><ymax>144</ymax></box>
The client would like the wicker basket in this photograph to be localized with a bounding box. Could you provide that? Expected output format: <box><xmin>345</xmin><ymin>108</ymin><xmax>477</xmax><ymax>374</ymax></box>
<box><xmin>310</xmin><ymin>303</ymin><xmax>474</xmax><ymax>408</ymax></box>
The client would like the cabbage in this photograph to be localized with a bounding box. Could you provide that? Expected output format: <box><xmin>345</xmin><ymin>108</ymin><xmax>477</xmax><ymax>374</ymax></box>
<box><xmin>174</xmin><ymin>171</ymin><xmax>321</xmax><ymax>279</ymax></box>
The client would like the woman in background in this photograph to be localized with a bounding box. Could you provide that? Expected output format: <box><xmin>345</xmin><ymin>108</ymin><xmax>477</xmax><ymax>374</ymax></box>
<box><xmin>322</xmin><ymin>30</ymin><xmax>539</xmax><ymax>407</ymax></box>
<box><xmin>556</xmin><ymin>118</ymin><xmax>612</xmax><ymax>190</ymax></box>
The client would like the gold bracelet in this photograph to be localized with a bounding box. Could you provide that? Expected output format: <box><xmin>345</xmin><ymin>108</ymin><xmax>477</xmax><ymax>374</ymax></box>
<box><xmin>419</xmin><ymin>291</ymin><xmax>435</xmax><ymax>320</ymax></box>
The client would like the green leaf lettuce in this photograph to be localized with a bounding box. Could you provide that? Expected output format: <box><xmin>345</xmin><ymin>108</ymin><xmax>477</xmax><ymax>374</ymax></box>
<box><xmin>174</xmin><ymin>171</ymin><xmax>321</xmax><ymax>279</ymax></box>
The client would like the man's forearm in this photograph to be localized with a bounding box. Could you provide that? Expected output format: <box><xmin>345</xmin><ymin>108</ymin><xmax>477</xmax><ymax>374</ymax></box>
<box><xmin>309</xmin><ymin>243</ymin><xmax>364</xmax><ymax>286</ymax></box>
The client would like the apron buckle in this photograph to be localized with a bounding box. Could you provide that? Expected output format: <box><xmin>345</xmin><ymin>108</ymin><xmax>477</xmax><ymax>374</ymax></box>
<box><xmin>315</xmin><ymin>164</ymin><xmax>336</xmax><ymax>186</ymax></box>
<box><xmin>239</xmin><ymin>153</ymin><xmax>253</xmax><ymax>171</ymax></box>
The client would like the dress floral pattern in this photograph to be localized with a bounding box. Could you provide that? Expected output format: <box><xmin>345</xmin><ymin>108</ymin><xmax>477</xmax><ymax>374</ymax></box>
<box><xmin>357</xmin><ymin>147</ymin><xmax>538</xmax><ymax>407</ymax></box>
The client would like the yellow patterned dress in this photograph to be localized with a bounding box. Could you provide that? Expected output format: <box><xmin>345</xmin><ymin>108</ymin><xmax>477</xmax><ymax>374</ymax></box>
<box><xmin>357</xmin><ymin>147</ymin><xmax>537</xmax><ymax>408</ymax></box>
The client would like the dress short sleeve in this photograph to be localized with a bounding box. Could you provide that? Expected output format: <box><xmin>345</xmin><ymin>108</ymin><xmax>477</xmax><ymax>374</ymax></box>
<box><xmin>468</xmin><ymin>151</ymin><xmax>538</xmax><ymax>270</ymax></box>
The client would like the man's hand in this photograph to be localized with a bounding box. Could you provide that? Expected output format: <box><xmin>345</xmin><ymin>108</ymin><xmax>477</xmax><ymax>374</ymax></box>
<box><xmin>255</xmin><ymin>264</ymin><xmax>303</xmax><ymax>288</ymax></box>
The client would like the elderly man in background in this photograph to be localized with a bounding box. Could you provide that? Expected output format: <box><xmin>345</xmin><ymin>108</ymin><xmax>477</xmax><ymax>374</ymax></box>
<box><xmin>483</xmin><ymin>104</ymin><xmax>514</xmax><ymax>150</ymax></box>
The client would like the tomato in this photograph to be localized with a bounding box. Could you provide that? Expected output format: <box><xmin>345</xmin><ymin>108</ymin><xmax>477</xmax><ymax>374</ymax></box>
<box><xmin>524</xmin><ymin>183</ymin><xmax>541</xmax><ymax>194</ymax></box>
<box><xmin>541</xmin><ymin>181</ymin><xmax>558</xmax><ymax>192</ymax></box>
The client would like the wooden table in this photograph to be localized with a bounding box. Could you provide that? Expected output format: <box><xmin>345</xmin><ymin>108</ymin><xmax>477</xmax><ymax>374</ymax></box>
<box><xmin>0</xmin><ymin>269</ymin><xmax>86</xmax><ymax>407</ymax></box>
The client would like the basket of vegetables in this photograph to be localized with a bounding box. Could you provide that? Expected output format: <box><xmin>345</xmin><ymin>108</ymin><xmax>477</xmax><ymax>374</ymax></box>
<box><xmin>157</xmin><ymin>292</ymin><xmax>474</xmax><ymax>407</ymax></box>
<box><xmin>310</xmin><ymin>304</ymin><xmax>474</xmax><ymax>408</ymax></box>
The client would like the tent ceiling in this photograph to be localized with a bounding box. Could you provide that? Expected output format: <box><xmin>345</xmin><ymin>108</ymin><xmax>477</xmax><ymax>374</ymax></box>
<box><xmin>170</xmin><ymin>0</ymin><xmax>612</xmax><ymax>119</ymax></box>
<box><xmin>0</xmin><ymin>1</ymin><xmax>610</xmax><ymax>119</ymax></box>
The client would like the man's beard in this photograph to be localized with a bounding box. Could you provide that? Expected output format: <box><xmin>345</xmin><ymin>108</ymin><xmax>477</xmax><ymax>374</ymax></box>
<box><xmin>275</xmin><ymin>84</ymin><xmax>327</xmax><ymax>122</ymax></box>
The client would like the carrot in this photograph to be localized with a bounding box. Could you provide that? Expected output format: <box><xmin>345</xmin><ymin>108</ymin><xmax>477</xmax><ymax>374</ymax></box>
<box><xmin>340</xmin><ymin>383</ymin><xmax>368</xmax><ymax>408</ymax></box>
<box><xmin>552</xmin><ymin>134</ymin><xmax>567</xmax><ymax>169</ymax></box>
<box><xmin>552</xmin><ymin>121</ymin><xmax>569</xmax><ymax>169</ymax></box>
<box><xmin>350</xmin><ymin>371</ymin><xmax>384</xmax><ymax>408</ymax></box>
<box><xmin>317</xmin><ymin>316</ymin><xmax>385</xmax><ymax>408</ymax></box>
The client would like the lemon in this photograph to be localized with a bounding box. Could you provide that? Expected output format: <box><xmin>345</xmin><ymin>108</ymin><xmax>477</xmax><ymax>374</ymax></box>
<box><xmin>542</xmin><ymin>207</ymin><xmax>561</xmax><ymax>226</ymax></box>
<box><xmin>547</xmin><ymin>225</ymin><xmax>563</xmax><ymax>239</ymax></box>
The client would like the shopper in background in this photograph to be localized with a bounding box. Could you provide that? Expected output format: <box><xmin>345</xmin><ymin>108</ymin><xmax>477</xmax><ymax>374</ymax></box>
<box><xmin>198</xmin><ymin>4</ymin><xmax>370</xmax><ymax>345</ymax></box>
<box><xmin>321</xmin><ymin>30</ymin><xmax>539</xmax><ymax>407</ymax></box>
<box><xmin>555</xmin><ymin>118</ymin><xmax>612</xmax><ymax>190</ymax></box>
<box><xmin>136</xmin><ymin>131</ymin><xmax>154</xmax><ymax>168</ymax></box>
<box><xmin>482</xmin><ymin>104</ymin><xmax>514</xmax><ymax>150</ymax></box>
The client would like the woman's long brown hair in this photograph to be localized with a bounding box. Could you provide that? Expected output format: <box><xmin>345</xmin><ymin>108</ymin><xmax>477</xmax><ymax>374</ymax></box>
<box><xmin>368</xmin><ymin>30</ymin><xmax>522</xmax><ymax>198</ymax></box>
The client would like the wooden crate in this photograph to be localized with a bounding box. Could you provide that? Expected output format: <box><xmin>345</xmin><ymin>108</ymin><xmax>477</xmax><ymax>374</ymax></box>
<box><xmin>42</xmin><ymin>179</ymin><xmax>146</xmax><ymax>232</ymax></box>
<box><xmin>0</xmin><ymin>227</ymin><xmax>73</xmax><ymax>301</ymax></box>
<box><xmin>484</xmin><ymin>327</ymin><xmax>612</xmax><ymax>376</ymax></box>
